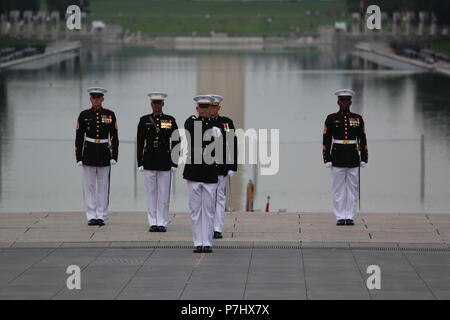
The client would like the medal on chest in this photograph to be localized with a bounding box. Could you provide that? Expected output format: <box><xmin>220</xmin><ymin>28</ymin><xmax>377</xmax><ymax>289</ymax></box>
<box><xmin>349</xmin><ymin>118</ymin><xmax>360</xmax><ymax>127</ymax></box>
<box><xmin>160</xmin><ymin>119</ymin><xmax>173</xmax><ymax>129</ymax></box>
<box><xmin>101</xmin><ymin>115</ymin><xmax>112</xmax><ymax>124</ymax></box>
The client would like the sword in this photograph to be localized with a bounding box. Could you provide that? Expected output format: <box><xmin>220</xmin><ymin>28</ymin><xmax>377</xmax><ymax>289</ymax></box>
<box><xmin>167</xmin><ymin>171</ymin><xmax>172</xmax><ymax>210</ymax></box>
<box><xmin>357</xmin><ymin>140</ymin><xmax>361</xmax><ymax>212</ymax></box>
<box><xmin>228</xmin><ymin>176</ymin><xmax>233</xmax><ymax>216</ymax></box>
<box><xmin>107</xmin><ymin>165</ymin><xmax>111</xmax><ymax>209</ymax></box>
<box><xmin>358</xmin><ymin>165</ymin><xmax>361</xmax><ymax>211</ymax></box>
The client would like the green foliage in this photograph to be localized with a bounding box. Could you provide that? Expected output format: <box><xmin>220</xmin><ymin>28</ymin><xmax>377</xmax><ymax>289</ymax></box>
<box><xmin>0</xmin><ymin>36</ymin><xmax>47</xmax><ymax>49</ymax></box>
<box><xmin>346</xmin><ymin>0</ymin><xmax>450</xmax><ymax>26</ymax></box>
<box><xmin>422</xmin><ymin>39</ymin><xmax>450</xmax><ymax>55</ymax></box>
<box><xmin>0</xmin><ymin>0</ymin><xmax>40</xmax><ymax>14</ymax></box>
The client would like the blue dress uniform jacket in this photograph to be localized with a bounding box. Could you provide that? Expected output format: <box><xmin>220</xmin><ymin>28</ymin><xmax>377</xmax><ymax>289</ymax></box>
<box><xmin>323</xmin><ymin>111</ymin><xmax>368</xmax><ymax>168</ymax></box>
<box><xmin>212</xmin><ymin>115</ymin><xmax>238</xmax><ymax>176</ymax></box>
<box><xmin>75</xmin><ymin>107</ymin><xmax>119</xmax><ymax>167</ymax></box>
<box><xmin>136</xmin><ymin>113</ymin><xmax>180</xmax><ymax>171</ymax></box>
<box><xmin>183</xmin><ymin>116</ymin><xmax>220</xmax><ymax>183</ymax></box>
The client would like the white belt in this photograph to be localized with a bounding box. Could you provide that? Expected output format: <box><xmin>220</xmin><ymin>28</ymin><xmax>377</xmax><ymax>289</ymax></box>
<box><xmin>85</xmin><ymin>137</ymin><xmax>109</xmax><ymax>144</ymax></box>
<box><xmin>333</xmin><ymin>139</ymin><xmax>357</xmax><ymax>145</ymax></box>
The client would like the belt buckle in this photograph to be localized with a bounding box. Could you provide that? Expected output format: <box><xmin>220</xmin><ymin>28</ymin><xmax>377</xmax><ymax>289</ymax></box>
<box><xmin>95</xmin><ymin>139</ymin><xmax>100</xmax><ymax>144</ymax></box>
<box><xmin>153</xmin><ymin>141</ymin><xmax>159</xmax><ymax>148</ymax></box>
<box><xmin>343</xmin><ymin>140</ymin><xmax>349</xmax><ymax>145</ymax></box>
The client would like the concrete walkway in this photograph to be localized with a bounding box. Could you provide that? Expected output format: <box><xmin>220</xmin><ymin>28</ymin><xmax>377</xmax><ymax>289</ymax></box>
<box><xmin>0</xmin><ymin>41</ymin><xmax>81</xmax><ymax>69</ymax></box>
<box><xmin>0</xmin><ymin>212</ymin><xmax>449</xmax><ymax>300</ymax></box>
<box><xmin>1</xmin><ymin>212</ymin><xmax>449</xmax><ymax>247</ymax></box>
<box><xmin>354</xmin><ymin>41</ymin><xmax>450</xmax><ymax>77</ymax></box>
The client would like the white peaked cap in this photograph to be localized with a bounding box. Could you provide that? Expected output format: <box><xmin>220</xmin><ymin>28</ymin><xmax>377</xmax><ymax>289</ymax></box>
<box><xmin>208</xmin><ymin>94</ymin><xmax>224</xmax><ymax>105</ymax></box>
<box><xmin>193</xmin><ymin>95</ymin><xmax>213</xmax><ymax>104</ymax></box>
<box><xmin>87</xmin><ymin>87</ymin><xmax>107</xmax><ymax>95</ymax></box>
<box><xmin>148</xmin><ymin>92</ymin><xmax>168</xmax><ymax>100</ymax></box>
<box><xmin>334</xmin><ymin>89</ymin><xmax>356</xmax><ymax>97</ymax></box>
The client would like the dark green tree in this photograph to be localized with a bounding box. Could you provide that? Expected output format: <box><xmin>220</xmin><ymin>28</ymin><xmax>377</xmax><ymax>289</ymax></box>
<box><xmin>347</xmin><ymin>0</ymin><xmax>450</xmax><ymax>26</ymax></box>
<box><xmin>0</xmin><ymin>0</ymin><xmax>40</xmax><ymax>15</ymax></box>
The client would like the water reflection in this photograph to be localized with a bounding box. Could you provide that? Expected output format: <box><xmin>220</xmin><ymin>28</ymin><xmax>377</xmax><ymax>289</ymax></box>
<box><xmin>196</xmin><ymin>55</ymin><xmax>245</xmax><ymax>211</ymax></box>
<box><xmin>415</xmin><ymin>73</ymin><xmax>450</xmax><ymax>139</ymax></box>
<box><xmin>0</xmin><ymin>45</ymin><xmax>449</xmax><ymax>213</ymax></box>
<box><xmin>0</xmin><ymin>74</ymin><xmax>7</xmax><ymax>198</ymax></box>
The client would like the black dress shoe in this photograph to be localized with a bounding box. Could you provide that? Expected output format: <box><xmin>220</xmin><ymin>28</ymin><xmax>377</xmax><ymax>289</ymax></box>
<box><xmin>149</xmin><ymin>225</ymin><xmax>158</xmax><ymax>232</ymax></box>
<box><xmin>213</xmin><ymin>231</ymin><xmax>223</xmax><ymax>239</ymax></box>
<box><xmin>203</xmin><ymin>246</ymin><xmax>213</xmax><ymax>253</ymax></box>
<box><xmin>88</xmin><ymin>219</ymin><xmax>97</xmax><ymax>226</ymax></box>
<box><xmin>336</xmin><ymin>219</ymin><xmax>346</xmax><ymax>226</ymax></box>
<box><xmin>193</xmin><ymin>246</ymin><xmax>203</xmax><ymax>253</ymax></box>
<box><xmin>97</xmin><ymin>219</ymin><xmax>105</xmax><ymax>226</ymax></box>
<box><xmin>346</xmin><ymin>219</ymin><xmax>355</xmax><ymax>226</ymax></box>
<box><xmin>157</xmin><ymin>226</ymin><xmax>167</xmax><ymax>232</ymax></box>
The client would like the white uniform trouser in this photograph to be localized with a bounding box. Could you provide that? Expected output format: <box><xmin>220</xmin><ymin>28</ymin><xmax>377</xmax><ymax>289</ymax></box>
<box><xmin>144</xmin><ymin>170</ymin><xmax>171</xmax><ymax>227</ymax></box>
<box><xmin>214</xmin><ymin>175</ymin><xmax>227</xmax><ymax>233</ymax></box>
<box><xmin>187</xmin><ymin>181</ymin><xmax>218</xmax><ymax>247</ymax></box>
<box><xmin>331</xmin><ymin>167</ymin><xmax>359</xmax><ymax>221</ymax></box>
<box><xmin>83</xmin><ymin>165</ymin><xmax>111</xmax><ymax>221</ymax></box>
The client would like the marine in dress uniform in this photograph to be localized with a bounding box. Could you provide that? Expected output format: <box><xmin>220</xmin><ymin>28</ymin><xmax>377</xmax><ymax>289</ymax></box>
<box><xmin>208</xmin><ymin>94</ymin><xmax>238</xmax><ymax>239</ymax></box>
<box><xmin>137</xmin><ymin>92</ymin><xmax>179</xmax><ymax>232</ymax></box>
<box><xmin>75</xmin><ymin>87</ymin><xmax>119</xmax><ymax>226</ymax></box>
<box><xmin>183</xmin><ymin>95</ymin><xmax>222</xmax><ymax>253</ymax></box>
<box><xmin>323</xmin><ymin>89</ymin><xmax>368</xmax><ymax>226</ymax></box>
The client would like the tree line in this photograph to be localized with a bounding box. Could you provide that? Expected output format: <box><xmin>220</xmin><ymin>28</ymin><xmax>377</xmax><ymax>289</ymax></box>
<box><xmin>0</xmin><ymin>0</ymin><xmax>90</xmax><ymax>17</ymax></box>
<box><xmin>347</xmin><ymin>0</ymin><xmax>450</xmax><ymax>26</ymax></box>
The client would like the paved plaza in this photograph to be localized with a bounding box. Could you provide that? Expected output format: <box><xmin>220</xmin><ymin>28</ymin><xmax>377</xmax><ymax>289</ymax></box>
<box><xmin>0</xmin><ymin>212</ymin><xmax>449</xmax><ymax>300</ymax></box>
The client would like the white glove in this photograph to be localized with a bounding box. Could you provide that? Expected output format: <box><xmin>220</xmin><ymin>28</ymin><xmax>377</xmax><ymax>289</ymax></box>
<box><xmin>77</xmin><ymin>161</ymin><xmax>83</xmax><ymax>167</ymax></box>
<box><xmin>138</xmin><ymin>166</ymin><xmax>144</xmax><ymax>172</ymax></box>
<box><xmin>325</xmin><ymin>162</ymin><xmax>332</xmax><ymax>168</ymax></box>
<box><xmin>171</xmin><ymin>167</ymin><xmax>177</xmax><ymax>173</ymax></box>
<box><xmin>360</xmin><ymin>161</ymin><xmax>367</xmax><ymax>168</ymax></box>
<box><xmin>212</xmin><ymin>126</ymin><xmax>222</xmax><ymax>137</ymax></box>
<box><xmin>110</xmin><ymin>159</ymin><xmax>117</xmax><ymax>165</ymax></box>
<box><xmin>227</xmin><ymin>170</ymin><xmax>236</xmax><ymax>177</ymax></box>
